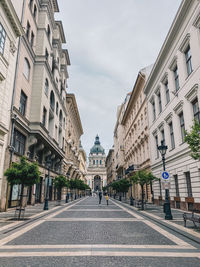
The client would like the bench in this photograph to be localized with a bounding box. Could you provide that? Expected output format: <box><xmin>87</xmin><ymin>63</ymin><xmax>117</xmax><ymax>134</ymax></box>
<box><xmin>183</xmin><ymin>212</ymin><xmax>200</xmax><ymax>228</ymax></box>
<box><xmin>134</xmin><ymin>200</ymin><xmax>147</xmax><ymax>209</ymax></box>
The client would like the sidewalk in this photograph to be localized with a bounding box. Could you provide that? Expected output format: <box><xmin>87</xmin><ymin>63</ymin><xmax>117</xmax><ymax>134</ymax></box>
<box><xmin>112</xmin><ymin>196</ymin><xmax>200</xmax><ymax>242</ymax></box>
<box><xmin>0</xmin><ymin>198</ymin><xmax>80</xmax><ymax>230</ymax></box>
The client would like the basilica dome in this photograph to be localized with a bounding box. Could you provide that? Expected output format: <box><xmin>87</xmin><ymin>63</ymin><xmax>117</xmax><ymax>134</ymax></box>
<box><xmin>90</xmin><ymin>135</ymin><xmax>105</xmax><ymax>154</ymax></box>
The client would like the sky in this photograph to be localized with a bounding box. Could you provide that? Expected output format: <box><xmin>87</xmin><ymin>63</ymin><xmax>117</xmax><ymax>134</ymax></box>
<box><xmin>56</xmin><ymin>0</ymin><xmax>182</xmax><ymax>157</ymax></box>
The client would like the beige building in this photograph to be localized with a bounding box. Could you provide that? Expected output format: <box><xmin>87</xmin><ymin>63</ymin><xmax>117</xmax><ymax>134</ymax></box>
<box><xmin>64</xmin><ymin>93</ymin><xmax>83</xmax><ymax>180</ymax></box>
<box><xmin>105</xmin><ymin>148</ymin><xmax>115</xmax><ymax>193</ymax></box>
<box><xmin>121</xmin><ymin>66</ymin><xmax>153</xmax><ymax>201</ymax></box>
<box><xmin>78</xmin><ymin>142</ymin><xmax>87</xmax><ymax>183</ymax></box>
<box><xmin>1</xmin><ymin>0</ymin><xmax>84</xmax><ymax>210</ymax></box>
<box><xmin>114</xmin><ymin>93</ymin><xmax>131</xmax><ymax>181</ymax></box>
<box><xmin>86</xmin><ymin>136</ymin><xmax>107</xmax><ymax>191</ymax></box>
<box><xmin>144</xmin><ymin>0</ymin><xmax>200</xmax><ymax>210</ymax></box>
<box><xmin>0</xmin><ymin>0</ymin><xmax>23</xmax><ymax>210</ymax></box>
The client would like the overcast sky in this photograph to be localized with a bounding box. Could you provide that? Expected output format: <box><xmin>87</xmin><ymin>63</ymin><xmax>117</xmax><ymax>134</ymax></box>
<box><xmin>56</xmin><ymin>0</ymin><xmax>182</xmax><ymax>157</ymax></box>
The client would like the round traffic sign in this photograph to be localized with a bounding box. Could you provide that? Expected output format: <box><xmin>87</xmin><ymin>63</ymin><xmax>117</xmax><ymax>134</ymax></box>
<box><xmin>162</xmin><ymin>171</ymin><xmax>169</xmax><ymax>180</ymax></box>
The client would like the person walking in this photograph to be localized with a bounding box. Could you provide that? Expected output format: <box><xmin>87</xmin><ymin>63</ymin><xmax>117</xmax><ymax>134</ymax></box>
<box><xmin>99</xmin><ymin>191</ymin><xmax>102</xmax><ymax>204</ymax></box>
<box><xmin>105</xmin><ymin>194</ymin><xmax>109</xmax><ymax>205</ymax></box>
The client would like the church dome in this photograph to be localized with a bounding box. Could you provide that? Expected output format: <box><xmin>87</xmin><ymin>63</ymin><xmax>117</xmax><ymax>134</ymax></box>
<box><xmin>90</xmin><ymin>135</ymin><xmax>105</xmax><ymax>154</ymax></box>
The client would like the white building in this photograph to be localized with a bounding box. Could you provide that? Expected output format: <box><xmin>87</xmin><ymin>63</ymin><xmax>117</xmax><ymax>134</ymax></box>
<box><xmin>86</xmin><ymin>136</ymin><xmax>107</xmax><ymax>191</ymax></box>
<box><xmin>144</xmin><ymin>0</ymin><xmax>200</xmax><ymax>211</ymax></box>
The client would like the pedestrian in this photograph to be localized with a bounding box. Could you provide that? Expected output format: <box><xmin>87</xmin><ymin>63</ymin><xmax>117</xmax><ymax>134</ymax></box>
<box><xmin>99</xmin><ymin>191</ymin><xmax>102</xmax><ymax>204</ymax></box>
<box><xmin>106</xmin><ymin>194</ymin><xmax>109</xmax><ymax>205</ymax></box>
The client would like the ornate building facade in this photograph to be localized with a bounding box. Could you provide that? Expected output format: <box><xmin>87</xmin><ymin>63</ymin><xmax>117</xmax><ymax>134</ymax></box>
<box><xmin>86</xmin><ymin>136</ymin><xmax>107</xmax><ymax>191</ymax></box>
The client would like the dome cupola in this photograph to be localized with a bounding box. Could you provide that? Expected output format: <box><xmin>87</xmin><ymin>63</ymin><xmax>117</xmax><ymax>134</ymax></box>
<box><xmin>90</xmin><ymin>135</ymin><xmax>105</xmax><ymax>154</ymax></box>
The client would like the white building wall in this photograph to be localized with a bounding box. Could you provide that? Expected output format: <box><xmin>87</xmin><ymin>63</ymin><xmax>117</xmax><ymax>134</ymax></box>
<box><xmin>145</xmin><ymin>0</ymin><xmax>200</xmax><ymax>210</ymax></box>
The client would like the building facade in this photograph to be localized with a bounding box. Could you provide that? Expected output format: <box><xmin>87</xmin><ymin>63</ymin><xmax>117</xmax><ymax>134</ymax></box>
<box><xmin>113</xmin><ymin>93</ymin><xmax>131</xmax><ymax>181</ymax></box>
<box><xmin>121</xmin><ymin>66</ymin><xmax>152</xmax><ymax>201</ymax></box>
<box><xmin>105</xmin><ymin>148</ymin><xmax>115</xmax><ymax>187</ymax></box>
<box><xmin>0</xmin><ymin>0</ymin><xmax>23</xmax><ymax>210</ymax></box>
<box><xmin>86</xmin><ymin>136</ymin><xmax>107</xmax><ymax>191</ymax></box>
<box><xmin>144</xmin><ymin>0</ymin><xmax>200</xmax><ymax>210</ymax></box>
<box><xmin>1</xmin><ymin>0</ymin><xmax>84</xmax><ymax>211</ymax></box>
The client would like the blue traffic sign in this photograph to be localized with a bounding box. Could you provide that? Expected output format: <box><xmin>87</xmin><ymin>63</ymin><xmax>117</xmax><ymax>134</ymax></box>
<box><xmin>162</xmin><ymin>171</ymin><xmax>169</xmax><ymax>180</ymax></box>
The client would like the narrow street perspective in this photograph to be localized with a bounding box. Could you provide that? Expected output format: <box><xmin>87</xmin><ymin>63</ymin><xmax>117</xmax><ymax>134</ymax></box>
<box><xmin>0</xmin><ymin>196</ymin><xmax>200</xmax><ymax>266</ymax></box>
<box><xmin>1</xmin><ymin>0</ymin><xmax>200</xmax><ymax>266</ymax></box>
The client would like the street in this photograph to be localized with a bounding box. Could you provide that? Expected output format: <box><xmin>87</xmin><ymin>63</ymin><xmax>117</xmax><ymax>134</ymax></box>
<box><xmin>0</xmin><ymin>197</ymin><xmax>200</xmax><ymax>266</ymax></box>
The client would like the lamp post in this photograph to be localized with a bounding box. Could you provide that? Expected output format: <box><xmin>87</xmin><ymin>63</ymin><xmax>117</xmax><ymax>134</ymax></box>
<box><xmin>44</xmin><ymin>158</ymin><xmax>51</xmax><ymax>210</ymax></box>
<box><xmin>157</xmin><ymin>140</ymin><xmax>173</xmax><ymax>220</ymax></box>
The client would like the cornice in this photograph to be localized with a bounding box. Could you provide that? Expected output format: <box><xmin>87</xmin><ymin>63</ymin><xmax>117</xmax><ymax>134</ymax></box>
<box><xmin>0</xmin><ymin>0</ymin><xmax>24</xmax><ymax>37</ymax></box>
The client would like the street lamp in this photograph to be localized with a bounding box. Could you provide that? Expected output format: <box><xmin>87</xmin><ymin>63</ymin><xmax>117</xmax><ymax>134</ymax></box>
<box><xmin>43</xmin><ymin>158</ymin><xmax>51</xmax><ymax>210</ymax></box>
<box><xmin>157</xmin><ymin>140</ymin><xmax>173</xmax><ymax>220</ymax></box>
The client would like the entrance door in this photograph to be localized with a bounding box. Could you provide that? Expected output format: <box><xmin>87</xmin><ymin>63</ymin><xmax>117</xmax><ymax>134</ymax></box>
<box><xmin>94</xmin><ymin>176</ymin><xmax>101</xmax><ymax>191</ymax></box>
<box><xmin>35</xmin><ymin>177</ymin><xmax>42</xmax><ymax>203</ymax></box>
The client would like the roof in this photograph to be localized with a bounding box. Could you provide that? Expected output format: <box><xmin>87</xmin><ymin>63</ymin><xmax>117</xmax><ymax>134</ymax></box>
<box><xmin>90</xmin><ymin>135</ymin><xmax>105</xmax><ymax>155</ymax></box>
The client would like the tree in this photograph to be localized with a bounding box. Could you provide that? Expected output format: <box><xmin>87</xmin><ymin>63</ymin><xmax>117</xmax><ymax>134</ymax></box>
<box><xmin>54</xmin><ymin>175</ymin><xmax>69</xmax><ymax>201</ymax></box>
<box><xmin>185</xmin><ymin>120</ymin><xmax>200</xmax><ymax>160</ymax></box>
<box><xmin>130</xmin><ymin>170</ymin><xmax>158</xmax><ymax>210</ymax></box>
<box><xmin>111</xmin><ymin>179</ymin><xmax>131</xmax><ymax>200</ymax></box>
<box><xmin>4</xmin><ymin>157</ymin><xmax>40</xmax><ymax>219</ymax></box>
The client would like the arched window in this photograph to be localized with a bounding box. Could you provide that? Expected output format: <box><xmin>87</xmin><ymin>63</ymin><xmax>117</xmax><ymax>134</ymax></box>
<box><xmin>45</xmin><ymin>79</ymin><xmax>49</xmax><ymax>95</ymax></box>
<box><xmin>50</xmin><ymin>91</ymin><xmax>55</xmax><ymax>111</ymax></box>
<box><xmin>23</xmin><ymin>58</ymin><xmax>30</xmax><ymax>80</ymax></box>
<box><xmin>56</xmin><ymin>102</ymin><xmax>59</xmax><ymax>115</ymax></box>
<box><xmin>47</xmin><ymin>25</ymin><xmax>51</xmax><ymax>40</ymax></box>
<box><xmin>59</xmin><ymin>110</ymin><xmax>63</xmax><ymax>126</ymax></box>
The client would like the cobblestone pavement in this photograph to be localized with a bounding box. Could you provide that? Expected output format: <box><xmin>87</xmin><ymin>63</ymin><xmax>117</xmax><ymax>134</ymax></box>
<box><xmin>0</xmin><ymin>197</ymin><xmax>200</xmax><ymax>266</ymax></box>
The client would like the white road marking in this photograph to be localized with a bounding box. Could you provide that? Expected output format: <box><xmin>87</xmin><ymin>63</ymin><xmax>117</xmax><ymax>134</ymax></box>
<box><xmin>0</xmin><ymin>244</ymin><xmax>194</xmax><ymax>249</ymax></box>
<box><xmin>0</xmin><ymin>251</ymin><xmax>199</xmax><ymax>257</ymax></box>
<box><xmin>46</xmin><ymin>218</ymin><xmax>144</xmax><ymax>222</ymax></box>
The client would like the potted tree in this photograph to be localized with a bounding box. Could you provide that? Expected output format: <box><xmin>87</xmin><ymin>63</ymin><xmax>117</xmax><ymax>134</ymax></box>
<box><xmin>54</xmin><ymin>175</ymin><xmax>68</xmax><ymax>205</ymax></box>
<box><xmin>130</xmin><ymin>170</ymin><xmax>158</xmax><ymax>210</ymax></box>
<box><xmin>4</xmin><ymin>157</ymin><xmax>40</xmax><ymax>219</ymax></box>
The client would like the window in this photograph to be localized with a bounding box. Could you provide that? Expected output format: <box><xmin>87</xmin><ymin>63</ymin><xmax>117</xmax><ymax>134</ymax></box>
<box><xmin>152</xmin><ymin>100</ymin><xmax>156</xmax><ymax>121</ymax></box>
<box><xmin>161</xmin><ymin>129</ymin><xmax>165</xmax><ymax>145</ymax></box>
<box><xmin>23</xmin><ymin>58</ymin><xmax>30</xmax><ymax>80</ymax></box>
<box><xmin>93</xmin><ymin>160</ymin><xmax>95</xmax><ymax>165</ymax></box>
<box><xmin>47</xmin><ymin>25</ymin><xmax>51</xmax><ymax>41</ymax></box>
<box><xmin>59</xmin><ymin>110</ymin><xmax>63</xmax><ymax>126</ymax></box>
<box><xmin>45</xmin><ymin>49</ymin><xmax>49</xmax><ymax>61</ymax></box>
<box><xmin>155</xmin><ymin>135</ymin><xmax>159</xmax><ymax>158</ymax></box>
<box><xmin>169</xmin><ymin>122</ymin><xmax>175</xmax><ymax>149</ymax></box>
<box><xmin>56</xmin><ymin>102</ymin><xmax>58</xmax><ymax>115</ymax></box>
<box><xmin>174</xmin><ymin>65</ymin><xmax>179</xmax><ymax>91</ymax></box>
<box><xmin>50</xmin><ymin>91</ymin><xmax>55</xmax><ymax>111</ymax></box>
<box><xmin>33</xmin><ymin>5</ymin><xmax>37</xmax><ymax>19</ymax></box>
<box><xmin>19</xmin><ymin>91</ymin><xmax>27</xmax><ymax>116</ymax></box>
<box><xmin>185</xmin><ymin>172</ymin><xmax>192</xmax><ymax>197</ymax></box>
<box><xmin>29</xmin><ymin>0</ymin><xmax>33</xmax><ymax>10</ymax></box>
<box><xmin>45</xmin><ymin>79</ymin><xmax>49</xmax><ymax>95</ymax></box>
<box><xmin>0</xmin><ymin>23</ymin><xmax>6</xmax><ymax>54</ymax></box>
<box><xmin>42</xmin><ymin>107</ymin><xmax>47</xmax><ymax>126</ymax></box>
<box><xmin>192</xmin><ymin>98</ymin><xmax>200</xmax><ymax>123</ymax></box>
<box><xmin>185</xmin><ymin>45</ymin><xmax>192</xmax><ymax>76</ymax></box>
<box><xmin>13</xmin><ymin>129</ymin><xmax>26</xmax><ymax>155</ymax></box>
<box><xmin>96</xmin><ymin>160</ymin><xmax>98</xmax><ymax>165</ymax></box>
<box><xmin>26</xmin><ymin>21</ymin><xmax>30</xmax><ymax>40</ymax></box>
<box><xmin>174</xmin><ymin>175</ymin><xmax>179</xmax><ymax>197</ymax></box>
<box><xmin>158</xmin><ymin>91</ymin><xmax>162</xmax><ymax>113</ymax></box>
<box><xmin>100</xmin><ymin>160</ymin><xmax>102</xmax><ymax>165</ymax></box>
<box><xmin>179</xmin><ymin>112</ymin><xmax>185</xmax><ymax>142</ymax></box>
<box><xmin>165</xmin><ymin>80</ymin><xmax>170</xmax><ymax>104</ymax></box>
<box><xmin>30</xmin><ymin>31</ymin><xmax>34</xmax><ymax>48</ymax></box>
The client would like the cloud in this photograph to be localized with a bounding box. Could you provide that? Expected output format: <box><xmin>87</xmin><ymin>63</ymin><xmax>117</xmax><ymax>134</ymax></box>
<box><xmin>56</xmin><ymin>0</ymin><xmax>182</xmax><ymax>156</ymax></box>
